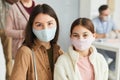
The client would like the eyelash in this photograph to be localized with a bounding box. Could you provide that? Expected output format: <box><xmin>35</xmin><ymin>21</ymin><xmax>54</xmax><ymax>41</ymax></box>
<box><xmin>36</xmin><ymin>24</ymin><xmax>42</xmax><ymax>27</ymax></box>
<box><xmin>48</xmin><ymin>22</ymin><xmax>53</xmax><ymax>25</ymax></box>
<box><xmin>72</xmin><ymin>34</ymin><xmax>88</xmax><ymax>38</ymax></box>
<box><xmin>83</xmin><ymin>34</ymin><xmax>88</xmax><ymax>37</ymax></box>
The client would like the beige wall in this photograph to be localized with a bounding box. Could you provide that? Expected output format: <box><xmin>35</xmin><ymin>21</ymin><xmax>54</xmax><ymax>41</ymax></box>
<box><xmin>113</xmin><ymin>0</ymin><xmax>120</xmax><ymax>29</ymax></box>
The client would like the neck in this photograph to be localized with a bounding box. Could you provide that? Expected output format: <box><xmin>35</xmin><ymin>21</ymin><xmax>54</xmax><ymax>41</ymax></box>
<box><xmin>99</xmin><ymin>15</ymin><xmax>102</xmax><ymax>20</ymax></box>
<box><xmin>78</xmin><ymin>49</ymin><xmax>90</xmax><ymax>57</ymax></box>
<box><xmin>21</xmin><ymin>0</ymin><xmax>33</xmax><ymax>7</ymax></box>
<box><xmin>40</xmin><ymin>41</ymin><xmax>51</xmax><ymax>49</ymax></box>
<box><xmin>99</xmin><ymin>15</ymin><xmax>105</xmax><ymax>22</ymax></box>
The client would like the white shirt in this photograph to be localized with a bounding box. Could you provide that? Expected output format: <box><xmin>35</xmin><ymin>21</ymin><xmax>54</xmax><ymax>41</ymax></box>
<box><xmin>54</xmin><ymin>46</ymin><xmax>108</xmax><ymax>80</ymax></box>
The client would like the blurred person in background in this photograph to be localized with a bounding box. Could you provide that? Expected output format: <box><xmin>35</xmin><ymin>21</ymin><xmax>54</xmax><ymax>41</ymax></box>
<box><xmin>92</xmin><ymin>4</ymin><xmax>120</xmax><ymax>79</ymax></box>
<box><xmin>5</xmin><ymin>0</ymin><xmax>36</xmax><ymax>59</ymax></box>
<box><xmin>92</xmin><ymin>4</ymin><xmax>120</xmax><ymax>39</ymax></box>
<box><xmin>0</xmin><ymin>0</ymin><xmax>13</xmax><ymax>80</ymax></box>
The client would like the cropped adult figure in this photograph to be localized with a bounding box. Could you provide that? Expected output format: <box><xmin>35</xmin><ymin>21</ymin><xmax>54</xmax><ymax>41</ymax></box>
<box><xmin>54</xmin><ymin>18</ymin><xmax>108</xmax><ymax>80</ymax></box>
<box><xmin>92</xmin><ymin>5</ymin><xmax>118</xmax><ymax>77</ymax></box>
<box><xmin>0</xmin><ymin>0</ymin><xmax>12</xmax><ymax>80</ymax></box>
<box><xmin>92</xmin><ymin>4</ymin><xmax>119</xmax><ymax>38</ymax></box>
<box><xmin>10</xmin><ymin>4</ymin><xmax>63</xmax><ymax>80</ymax></box>
<box><xmin>5</xmin><ymin>0</ymin><xmax>36</xmax><ymax>59</ymax></box>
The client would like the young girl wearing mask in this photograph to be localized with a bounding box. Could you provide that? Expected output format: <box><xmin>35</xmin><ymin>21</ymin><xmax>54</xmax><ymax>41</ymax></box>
<box><xmin>54</xmin><ymin>18</ymin><xmax>108</xmax><ymax>80</ymax></box>
<box><xmin>10</xmin><ymin>4</ymin><xmax>63</xmax><ymax>80</ymax></box>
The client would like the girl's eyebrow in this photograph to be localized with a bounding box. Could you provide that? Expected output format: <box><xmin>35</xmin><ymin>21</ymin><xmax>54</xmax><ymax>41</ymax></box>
<box><xmin>34</xmin><ymin>20</ymin><xmax>54</xmax><ymax>24</ymax></box>
<box><xmin>34</xmin><ymin>22</ymin><xmax>41</xmax><ymax>24</ymax></box>
<box><xmin>83</xmin><ymin>32</ymin><xmax>88</xmax><ymax>34</ymax></box>
<box><xmin>72</xmin><ymin>32</ymin><xmax>79</xmax><ymax>35</ymax></box>
<box><xmin>72</xmin><ymin>31</ymin><xmax>88</xmax><ymax>34</ymax></box>
<box><xmin>47</xmin><ymin>20</ymin><xmax>54</xmax><ymax>23</ymax></box>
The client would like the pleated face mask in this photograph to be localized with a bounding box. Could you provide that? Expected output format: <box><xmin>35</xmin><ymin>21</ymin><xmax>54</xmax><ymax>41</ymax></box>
<box><xmin>33</xmin><ymin>26</ymin><xmax>56</xmax><ymax>42</ymax></box>
<box><xmin>71</xmin><ymin>36</ymin><xmax>95</xmax><ymax>51</ymax></box>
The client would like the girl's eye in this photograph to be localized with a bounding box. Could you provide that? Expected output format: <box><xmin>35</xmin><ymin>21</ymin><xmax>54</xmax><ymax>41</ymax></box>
<box><xmin>73</xmin><ymin>34</ymin><xmax>79</xmax><ymax>38</ymax></box>
<box><xmin>48</xmin><ymin>22</ymin><xmax>53</xmax><ymax>26</ymax></box>
<box><xmin>36</xmin><ymin>23</ymin><xmax>42</xmax><ymax>27</ymax></box>
<box><xmin>83</xmin><ymin>34</ymin><xmax>88</xmax><ymax>37</ymax></box>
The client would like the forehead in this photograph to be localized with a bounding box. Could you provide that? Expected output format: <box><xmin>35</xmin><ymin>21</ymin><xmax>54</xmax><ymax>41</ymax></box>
<box><xmin>34</xmin><ymin>13</ymin><xmax>55</xmax><ymax>22</ymax></box>
<box><xmin>72</xmin><ymin>25</ymin><xmax>92</xmax><ymax>34</ymax></box>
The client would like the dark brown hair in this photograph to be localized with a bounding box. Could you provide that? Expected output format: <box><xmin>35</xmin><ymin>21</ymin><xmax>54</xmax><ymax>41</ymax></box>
<box><xmin>70</xmin><ymin>18</ymin><xmax>95</xmax><ymax>35</ymax></box>
<box><xmin>23</xmin><ymin>4</ymin><xmax>59</xmax><ymax>49</ymax></box>
<box><xmin>99</xmin><ymin>5</ymin><xmax>108</xmax><ymax>14</ymax></box>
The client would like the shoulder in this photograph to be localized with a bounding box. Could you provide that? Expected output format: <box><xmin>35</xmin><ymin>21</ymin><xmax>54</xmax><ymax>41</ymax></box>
<box><xmin>11</xmin><ymin>45</ymin><xmax>32</xmax><ymax>80</ymax></box>
<box><xmin>10</xmin><ymin>2</ymin><xmax>18</xmax><ymax>8</ymax></box>
<box><xmin>91</xmin><ymin>46</ymin><xmax>107</xmax><ymax>64</ymax></box>
<box><xmin>10</xmin><ymin>1</ymin><xmax>22</xmax><ymax>11</ymax></box>
<box><xmin>18</xmin><ymin>45</ymin><xmax>32</xmax><ymax>53</ymax></box>
<box><xmin>53</xmin><ymin>44</ymin><xmax>64</xmax><ymax>55</ymax></box>
<box><xmin>92</xmin><ymin>17</ymin><xmax>100</xmax><ymax>22</ymax></box>
<box><xmin>95</xmin><ymin>52</ymin><xmax>108</xmax><ymax>66</ymax></box>
<box><xmin>8</xmin><ymin>2</ymin><xmax>19</xmax><ymax>14</ymax></box>
<box><xmin>96</xmin><ymin>52</ymin><xmax>108</xmax><ymax>70</ymax></box>
<box><xmin>92</xmin><ymin>46</ymin><xmax>106</xmax><ymax>61</ymax></box>
<box><xmin>19</xmin><ymin>45</ymin><xmax>31</xmax><ymax>51</ymax></box>
<box><xmin>16</xmin><ymin>45</ymin><xmax>32</xmax><ymax>59</ymax></box>
<box><xmin>55</xmin><ymin>53</ymin><xmax>70</xmax><ymax>65</ymax></box>
<box><xmin>96</xmin><ymin>52</ymin><xmax>105</xmax><ymax>60</ymax></box>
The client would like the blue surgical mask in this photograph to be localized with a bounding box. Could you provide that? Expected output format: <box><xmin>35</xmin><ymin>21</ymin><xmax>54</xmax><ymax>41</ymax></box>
<box><xmin>33</xmin><ymin>27</ymin><xmax>56</xmax><ymax>42</ymax></box>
